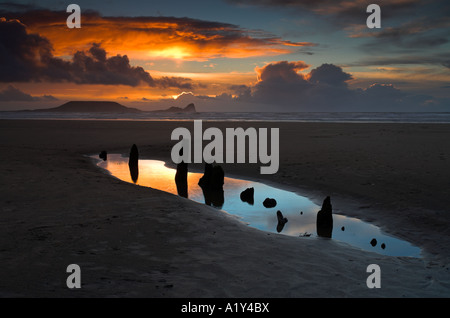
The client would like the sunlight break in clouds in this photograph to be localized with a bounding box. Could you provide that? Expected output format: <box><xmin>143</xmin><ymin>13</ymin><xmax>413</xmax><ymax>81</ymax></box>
<box><xmin>4</xmin><ymin>9</ymin><xmax>316</xmax><ymax>61</ymax></box>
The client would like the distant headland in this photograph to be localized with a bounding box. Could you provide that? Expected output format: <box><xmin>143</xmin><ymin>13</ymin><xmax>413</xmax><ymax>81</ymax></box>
<box><xmin>37</xmin><ymin>101</ymin><xmax>141</xmax><ymax>113</ymax></box>
<box><xmin>32</xmin><ymin>101</ymin><xmax>196</xmax><ymax>113</ymax></box>
<box><xmin>155</xmin><ymin>103</ymin><xmax>196</xmax><ymax>113</ymax></box>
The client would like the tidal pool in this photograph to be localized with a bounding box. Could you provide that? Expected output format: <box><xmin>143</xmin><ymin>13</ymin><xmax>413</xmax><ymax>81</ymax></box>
<box><xmin>93</xmin><ymin>153</ymin><xmax>421</xmax><ymax>258</ymax></box>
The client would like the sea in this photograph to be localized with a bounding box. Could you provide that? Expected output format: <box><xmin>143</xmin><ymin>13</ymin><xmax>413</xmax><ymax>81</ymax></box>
<box><xmin>1</xmin><ymin>111</ymin><xmax>450</xmax><ymax>123</ymax></box>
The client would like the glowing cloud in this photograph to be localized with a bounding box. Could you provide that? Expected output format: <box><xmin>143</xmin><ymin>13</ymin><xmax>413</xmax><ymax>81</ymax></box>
<box><xmin>2</xmin><ymin>9</ymin><xmax>316</xmax><ymax>61</ymax></box>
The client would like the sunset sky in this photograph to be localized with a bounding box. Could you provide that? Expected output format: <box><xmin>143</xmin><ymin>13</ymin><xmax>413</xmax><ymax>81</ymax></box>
<box><xmin>0</xmin><ymin>0</ymin><xmax>449</xmax><ymax>111</ymax></box>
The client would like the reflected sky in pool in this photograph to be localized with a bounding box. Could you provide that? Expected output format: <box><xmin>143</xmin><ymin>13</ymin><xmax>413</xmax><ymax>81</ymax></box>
<box><xmin>94</xmin><ymin>154</ymin><xmax>421</xmax><ymax>258</ymax></box>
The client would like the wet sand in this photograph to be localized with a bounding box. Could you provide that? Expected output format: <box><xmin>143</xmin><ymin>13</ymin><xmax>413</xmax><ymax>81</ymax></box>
<box><xmin>0</xmin><ymin>119</ymin><xmax>449</xmax><ymax>297</ymax></box>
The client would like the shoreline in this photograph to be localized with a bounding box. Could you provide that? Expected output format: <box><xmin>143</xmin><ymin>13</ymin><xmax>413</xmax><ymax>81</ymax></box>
<box><xmin>2</xmin><ymin>111</ymin><xmax>450</xmax><ymax>125</ymax></box>
<box><xmin>1</xmin><ymin>119</ymin><xmax>449</xmax><ymax>297</ymax></box>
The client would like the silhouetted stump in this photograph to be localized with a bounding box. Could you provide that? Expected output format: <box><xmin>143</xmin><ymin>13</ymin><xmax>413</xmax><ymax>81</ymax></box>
<box><xmin>263</xmin><ymin>198</ymin><xmax>277</xmax><ymax>208</ymax></box>
<box><xmin>99</xmin><ymin>150</ymin><xmax>107</xmax><ymax>161</ymax></box>
<box><xmin>175</xmin><ymin>148</ymin><xmax>188</xmax><ymax>198</ymax></box>
<box><xmin>316</xmin><ymin>196</ymin><xmax>333</xmax><ymax>238</ymax></box>
<box><xmin>240</xmin><ymin>187</ymin><xmax>254</xmax><ymax>205</ymax></box>
<box><xmin>198</xmin><ymin>163</ymin><xmax>212</xmax><ymax>188</ymax></box>
<box><xmin>175</xmin><ymin>161</ymin><xmax>188</xmax><ymax>198</ymax></box>
<box><xmin>370</xmin><ymin>238</ymin><xmax>377</xmax><ymax>247</ymax></box>
<box><xmin>210</xmin><ymin>165</ymin><xmax>224</xmax><ymax>190</ymax></box>
<box><xmin>129</xmin><ymin>144</ymin><xmax>139</xmax><ymax>162</ymax></box>
<box><xmin>128</xmin><ymin>144</ymin><xmax>139</xmax><ymax>183</ymax></box>
<box><xmin>198</xmin><ymin>163</ymin><xmax>224</xmax><ymax>190</ymax></box>
<box><xmin>199</xmin><ymin>163</ymin><xmax>225</xmax><ymax>208</ymax></box>
<box><xmin>276</xmin><ymin>210</ymin><xmax>288</xmax><ymax>233</ymax></box>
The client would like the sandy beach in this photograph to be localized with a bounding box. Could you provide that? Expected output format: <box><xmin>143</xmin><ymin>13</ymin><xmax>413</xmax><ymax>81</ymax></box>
<box><xmin>0</xmin><ymin>119</ymin><xmax>449</xmax><ymax>298</ymax></box>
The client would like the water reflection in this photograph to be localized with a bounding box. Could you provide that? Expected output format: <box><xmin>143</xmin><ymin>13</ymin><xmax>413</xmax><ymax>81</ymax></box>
<box><xmin>128</xmin><ymin>144</ymin><xmax>139</xmax><ymax>184</ymax></box>
<box><xmin>129</xmin><ymin>163</ymin><xmax>139</xmax><ymax>184</ymax></box>
<box><xmin>175</xmin><ymin>161</ymin><xmax>188</xmax><ymax>198</ymax></box>
<box><xmin>201</xmin><ymin>186</ymin><xmax>225</xmax><ymax>208</ymax></box>
<box><xmin>198</xmin><ymin>163</ymin><xmax>225</xmax><ymax>208</ymax></box>
<box><xmin>276</xmin><ymin>210</ymin><xmax>288</xmax><ymax>233</ymax></box>
<box><xmin>94</xmin><ymin>154</ymin><xmax>422</xmax><ymax>257</ymax></box>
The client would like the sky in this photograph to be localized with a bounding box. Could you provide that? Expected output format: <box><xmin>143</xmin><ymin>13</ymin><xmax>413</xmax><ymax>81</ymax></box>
<box><xmin>0</xmin><ymin>0</ymin><xmax>449</xmax><ymax>112</ymax></box>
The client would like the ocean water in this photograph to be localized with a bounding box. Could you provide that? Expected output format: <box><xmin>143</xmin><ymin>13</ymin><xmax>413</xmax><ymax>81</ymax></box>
<box><xmin>1</xmin><ymin>111</ymin><xmax>450</xmax><ymax>123</ymax></box>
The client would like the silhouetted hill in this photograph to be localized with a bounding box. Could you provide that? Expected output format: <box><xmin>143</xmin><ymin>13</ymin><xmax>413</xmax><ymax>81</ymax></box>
<box><xmin>35</xmin><ymin>101</ymin><xmax>198</xmax><ymax>113</ymax></box>
<box><xmin>38</xmin><ymin>101</ymin><xmax>142</xmax><ymax>113</ymax></box>
<box><xmin>154</xmin><ymin>103</ymin><xmax>196</xmax><ymax>113</ymax></box>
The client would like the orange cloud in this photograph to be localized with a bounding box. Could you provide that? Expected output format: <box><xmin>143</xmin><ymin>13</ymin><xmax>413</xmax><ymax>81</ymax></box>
<box><xmin>255</xmin><ymin>61</ymin><xmax>310</xmax><ymax>82</ymax></box>
<box><xmin>9</xmin><ymin>10</ymin><xmax>315</xmax><ymax>61</ymax></box>
<box><xmin>0</xmin><ymin>18</ymin><xmax>197</xmax><ymax>89</ymax></box>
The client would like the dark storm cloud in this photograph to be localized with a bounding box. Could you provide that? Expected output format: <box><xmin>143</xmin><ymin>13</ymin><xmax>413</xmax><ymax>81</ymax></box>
<box><xmin>308</xmin><ymin>63</ymin><xmax>352</xmax><ymax>87</ymax></box>
<box><xmin>249</xmin><ymin>61</ymin><xmax>310</xmax><ymax>106</ymax></box>
<box><xmin>0</xmin><ymin>2</ymin><xmax>41</xmax><ymax>12</ymax></box>
<box><xmin>226</xmin><ymin>0</ymin><xmax>422</xmax><ymax>22</ymax></box>
<box><xmin>228</xmin><ymin>0</ymin><xmax>449</xmax><ymax>56</ymax></box>
<box><xmin>71</xmin><ymin>45</ymin><xmax>193</xmax><ymax>88</ymax></box>
<box><xmin>0</xmin><ymin>17</ymin><xmax>52</xmax><ymax>82</ymax></box>
<box><xmin>0</xmin><ymin>85</ymin><xmax>58</xmax><ymax>101</ymax></box>
<box><xmin>345</xmin><ymin>53</ymin><xmax>450</xmax><ymax>69</ymax></box>
<box><xmin>68</xmin><ymin>43</ymin><xmax>155</xmax><ymax>86</ymax></box>
<box><xmin>257</xmin><ymin>60</ymin><xmax>309</xmax><ymax>82</ymax></box>
<box><xmin>247</xmin><ymin>61</ymin><xmax>350</xmax><ymax>109</ymax></box>
<box><xmin>357</xmin><ymin>15</ymin><xmax>450</xmax><ymax>54</ymax></box>
<box><xmin>0</xmin><ymin>18</ymin><xmax>193</xmax><ymax>88</ymax></box>
<box><xmin>156</xmin><ymin>76</ymin><xmax>194</xmax><ymax>90</ymax></box>
<box><xmin>230</xmin><ymin>84</ymin><xmax>252</xmax><ymax>100</ymax></box>
<box><xmin>232</xmin><ymin>60</ymin><xmax>447</xmax><ymax>111</ymax></box>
